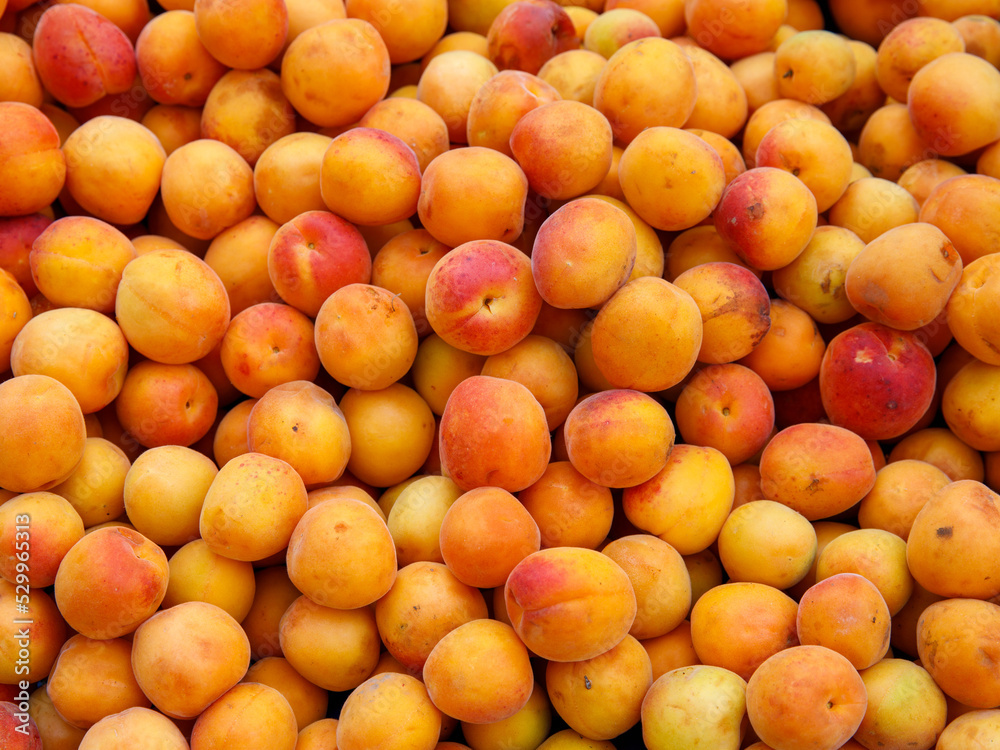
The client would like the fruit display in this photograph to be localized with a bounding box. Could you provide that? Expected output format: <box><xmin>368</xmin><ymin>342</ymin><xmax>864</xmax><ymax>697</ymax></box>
<box><xmin>2</xmin><ymin>0</ymin><xmax>1000</xmax><ymax>748</ymax></box>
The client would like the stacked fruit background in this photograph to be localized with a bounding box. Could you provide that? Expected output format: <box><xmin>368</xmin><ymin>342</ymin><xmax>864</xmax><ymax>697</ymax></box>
<box><xmin>1</xmin><ymin>0</ymin><xmax>1000</xmax><ymax>748</ymax></box>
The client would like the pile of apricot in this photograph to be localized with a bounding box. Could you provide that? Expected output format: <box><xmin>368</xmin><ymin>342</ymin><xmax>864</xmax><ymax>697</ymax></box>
<box><xmin>2</xmin><ymin>0</ymin><xmax>1000</xmax><ymax>748</ymax></box>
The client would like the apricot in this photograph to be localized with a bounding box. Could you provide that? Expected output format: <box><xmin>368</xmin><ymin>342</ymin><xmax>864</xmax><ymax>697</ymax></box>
<box><xmin>906</xmin><ymin>479</ymin><xmax>1000</xmax><ymax>599</ymax></box>
<box><xmin>336</xmin><ymin>673</ymin><xmax>442</xmax><ymax>750</ymax></box>
<box><xmin>114</xmin><ymin>360</ymin><xmax>218</xmax><ymax>448</ymax></box>
<box><xmin>505</xmin><ymin>546</ymin><xmax>636</xmax><ymax>662</ymax></box>
<box><xmin>593</xmin><ymin>37</ymin><xmax>696</xmax><ymax>144</ymax></box>
<box><xmin>820</xmin><ymin>322</ymin><xmax>937</xmax><ymax>441</ymax></box>
<box><xmin>46</xmin><ymin>635</ymin><xmax>148</xmax><ymax>729</ymax></box>
<box><xmin>820</xmin><ymin>39</ymin><xmax>884</xmax><ymax>134</ymax></box>
<box><xmin>618</xmin><ymin>126</ymin><xmax>726</xmax><ymax>231</ymax></box>
<box><xmin>774</xmin><ymin>29</ymin><xmax>856</xmax><ymax>105</ymax></box>
<box><xmin>730</xmin><ymin>51</ymin><xmax>780</xmax><ymax>115</ymax></box>
<box><xmin>908</xmin><ymin>52</ymin><xmax>1000</xmax><ymax>156</ymax></box>
<box><xmin>313</xmin><ymin>283</ymin><xmax>418</xmax><ymax>391</ymax></box>
<box><xmin>194</xmin><ymin>0</ymin><xmax>286</xmax><ymax>69</ymax></box>
<box><xmin>917</xmin><ymin>598</ymin><xmax>1000</xmax><ymax>708</ymax></box>
<box><xmin>410</xmin><ymin>334</ymin><xmax>487</xmax><ymax>415</ymax></box>
<box><xmin>846</xmin><ymin>221</ymin><xmax>962</xmax><ymax>332</ymax></box>
<box><xmin>76</xmin><ymin>707</ymin><xmax>189</xmax><ymax>750</ymax></box>
<box><xmin>737</xmin><ymin>299</ymin><xmax>825</xmax><ymax>392</ymax></box>
<box><xmin>278</xmin><ymin>594</ymin><xmax>380</xmax><ymax>693</ymax></box>
<box><xmin>10</xmin><ymin>307</ymin><xmax>129</xmax><ymax>414</ymax></box>
<box><xmin>29</xmin><ymin>216</ymin><xmax>136</xmax><ymax>314</ymax></box>
<box><xmin>0</xmin><ymin>269</ymin><xmax>30</xmax><ymax>374</ymax></box>
<box><xmin>199</xmin><ymin>452</ymin><xmax>308</xmax><ymax>562</ymax></box>
<box><xmin>746</xmin><ymin>645</ymin><xmax>868</xmax><ymax>750</ymax></box>
<box><xmin>888</xmin><ymin>426</ymin><xmax>985</xmax><ymax>483</ymax></box>
<box><xmin>565</xmin><ymin>388</ymin><xmax>675</xmax><ymax>489</ymax></box>
<box><xmin>759</xmin><ymin>422</ymin><xmax>877</xmax><ymax>521</ymax></box>
<box><xmin>664</xmin><ymin>225</ymin><xmax>756</xmax><ymax>281</ymax></box>
<box><xmin>423</xmin><ymin>618</ymin><xmax>533</xmax><ymax>724</ymax></box>
<box><xmin>191</xmin><ymin>682</ymin><xmax>297</xmax><ymax>750</ymax></box>
<box><xmin>438</xmin><ymin>375</ymin><xmax>550</xmax><ymax>492</ymax></box>
<box><xmin>0</xmin><ymin>580</ymin><xmax>65</xmax><ymax>684</ymax></box>
<box><xmin>816</xmin><ymin>528</ymin><xmax>913</xmax><ymax>616</ymax></box>
<box><xmin>158</xmin><ymin>138</ymin><xmax>256</xmax><ymax>241</ymax></box>
<box><xmin>0</xmin><ymin>491</ymin><xmax>83</xmax><ymax>589</ymax></box>
<box><xmin>320</xmin><ymin>127</ymin><xmax>421</xmax><ymax>226</ymax></box>
<box><xmin>245</xmin><ymin>380</ymin><xmax>350</xmax><ymax>486</ymax></box>
<box><xmin>131</xmin><ymin>600</ymin><xmax>250</xmax><ymax>719</ymax></box>
<box><xmin>518</xmin><ymin>460</ymin><xmax>614</xmax><ymax>550</ymax></box>
<box><xmin>679</xmin><ymin>45</ymin><xmax>747</xmax><ymax>139</ymax></box>
<box><xmin>53</xmin><ymin>526</ymin><xmax>167</xmax><ymax>639</ymax></box>
<box><xmin>62</xmin><ymin>115</ymin><xmax>165</xmax><ymax>225</ymax></box>
<box><xmin>675</xmin><ymin>363</ymin><xmax>776</xmax><ymax>466</ymax></box>
<box><xmin>219</xmin><ymin>303</ymin><xmax>320</xmax><ymax>402</ymax></box>
<box><xmin>417</xmin><ymin>50</ymin><xmax>499</xmax><ymax>142</ymax></box>
<box><xmin>28</xmin><ymin>685</ymin><xmax>88</xmax><ymax>750</ymax></box>
<box><xmin>920</xmin><ymin>174</ymin><xmax>1000</xmax><ymax>266</ymax></box>
<box><xmin>200</xmin><ymin>69</ymin><xmax>296</xmax><ymax>167</ymax></box>
<box><xmin>689</xmin><ymin>581</ymin><xmax>798</xmax><ymax>681</ymax></box>
<box><xmin>854</xmin><ymin>658</ymin><xmax>948</xmax><ymax>750</ymax></box>
<box><xmin>286</xmin><ymin>496</ymin><xmax>395</xmax><ymax>609</ymax></box>
<box><xmin>857</xmin><ymin>459</ymin><xmax>951</xmax><ymax>541</ymax></box>
<box><xmin>602</xmin><ymin>534</ymin><xmax>691</xmax><ymax>640</ymax></box>
<box><xmin>770</xmin><ymin>225</ymin><xmax>866</xmax><ymax>325</ymax></box>
<box><xmin>159</xmin><ymin>538</ymin><xmax>254</xmax><ymax>621</ymax></box>
<box><xmin>621</xmin><ymin>443</ymin><xmax>733</xmax><ymax>555</ymax></box>
<box><xmin>486</xmin><ymin>0</ymin><xmax>578</xmax><ymax>75</ymax></box>
<box><xmin>741</xmin><ymin>97</ymin><xmax>831</xmax><ymax>169</ymax></box>
<box><xmin>530</xmin><ymin>198</ymin><xmax>634</xmax><ymax>311</ymax></box>
<box><xmin>718</xmin><ymin>500</ymin><xmax>817</xmax><ymax>590</ymax></box>
<box><xmin>31</xmin><ymin>4</ymin><xmax>136</xmax><ymax>109</ymax></box>
<box><xmin>945</xmin><ymin>256</ymin><xmax>1000</xmax><ymax>371</ymax></box>
<box><xmin>641</xmin><ymin>664</ymin><xmax>747</xmax><ymax>749</ymax></box>
<box><xmin>509</xmin><ymin>100</ymin><xmax>613</xmax><ymax>200</ymax></box>
<box><xmin>135</xmin><ymin>9</ymin><xmax>228</xmax><ymax>107</ymax></box>
<box><xmin>796</xmin><ymin>573</ymin><xmax>891</xmax><ymax>671</ymax></box>
<box><xmin>360</xmin><ymin>98</ymin><xmax>449</xmax><ymax>174</ymax></box>
<box><xmin>460</xmin><ymin>680</ymin><xmax>552</xmax><ymax>750</ymax></box>
<box><xmin>937</xmin><ymin>709</ymin><xmax>1000</xmax><ymax>748</ymax></box>
<box><xmin>942</xmin><ymin>359</ymin><xmax>1000</xmax><ymax>452</ymax></box>
<box><xmin>438</xmin><ymin>486</ymin><xmax>539</xmax><ymax>588</ymax></box>
<box><xmin>714</xmin><ymin>166</ymin><xmax>818</xmax><ymax>271</ymax></box>
<box><xmin>0</xmin><ymin>374</ymin><xmax>86</xmax><ymax>493</ymax></box>
<box><xmin>346</xmin><ymin>0</ymin><xmax>446</xmax><ymax>63</ymax></box>
<box><xmin>417</xmin><ymin>147</ymin><xmax>528</xmax><ymax>248</ymax></box>
<box><xmin>754</xmin><ymin>118</ymin><xmax>853</xmax><ymax>213</ymax></box>
<box><xmin>241</xmin><ymin>566</ymin><xmax>300</xmax><ymax>661</ymax></box>
<box><xmin>0</xmin><ymin>32</ymin><xmax>42</xmax><ymax>107</ymax></box>
<box><xmin>589</xmin><ymin>276</ymin><xmax>701</xmax><ymax>392</ymax></box>
<box><xmin>48</xmin><ymin>437</ymin><xmax>129</xmax><ymax>527</ymax></box>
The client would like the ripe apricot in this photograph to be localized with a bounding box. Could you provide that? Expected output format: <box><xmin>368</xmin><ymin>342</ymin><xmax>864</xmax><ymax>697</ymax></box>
<box><xmin>135</xmin><ymin>9</ymin><xmax>228</xmax><ymax>106</ymax></box>
<box><xmin>746</xmin><ymin>645</ymin><xmax>868</xmax><ymax>750</ymax></box>
<box><xmin>0</xmin><ymin>374</ymin><xmax>86</xmax><ymax>493</ymax></box>
<box><xmin>29</xmin><ymin>216</ymin><xmax>136</xmax><ymax>314</ymax></box>
<box><xmin>908</xmin><ymin>51</ymin><xmax>1000</xmax><ymax>156</ymax></box>
<box><xmin>518</xmin><ymin>460</ymin><xmax>614</xmax><ymax>550</ymax></box>
<box><xmin>920</xmin><ymin>174</ymin><xmax>1000</xmax><ymax>265</ymax></box>
<box><xmin>77</xmin><ymin>708</ymin><xmax>188</xmax><ymax>750</ymax></box>
<box><xmin>858</xmin><ymin>459</ymin><xmax>951</xmax><ymax>541</ymax></box>
<box><xmin>505</xmin><ymin>546</ymin><xmax>637</xmax><ymax>662</ymax></box>
<box><xmin>418</xmin><ymin>147</ymin><xmax>528</xmax><ymax>247</ymax></box>
<box><xmin>816</xmin><ymin>528</ymin><xmax>913</xmax><ymax>616</ymax></box>
<box><xmin>622</xmin><ymin>443</ymin><xmax>734</xmax><ymax>555</ymax></box>
<box><xmin>917</xmin><ymin>598</ymin><xmax>1000</xmax><ymax>708</ymax></box>
<box><xmin>718</xmin><ymin>500</ymin><xmax>817</xmax><ymax>590</ymax></box>
<box><xmin>375</xmin><ymin>560</ymin><xmax>488</xmax><ymax>674</ymax></box>
<box><xmin>796</xmin><ymin>573</ymin><xmax>891</xmax><ymax>670</ymax></box>
<box><xmin>199</xmin><ymin>452</ymin><xmax>308</xmax><ymax>562</ymax></box>
<box><xmin>759</xmin><ymin>422</ymin><xmax>877</xmax><ymax>521</ymax></box>
<box><xmin>194</xmin><ymin>0</ymin><xmax>287</xmax><ymax>69</ymax></box>
<box><xmin>336</xmin><ymin>673</ymin><xmax>442</xmax><ymax>750</ymax></box>
<box><xmin>714</xmin><ymin>166</ymin><xmax>818</xmax><ymax>271</ymax></box>
<box><xmin>418</xmin><ymin>49</ymin><xmax>499</xmax><ymax>142</ymax></box>
<box><xmin>774</xmin><ymin>30</ymin><xmax>857</xmax><ymax>104</ymax></box>
<box><xmin>593</xmin><ymin>37</ymin><xmax>696</xmax><ymax>144</ymax></box>
<box><xmin>618</xmin><ymin>126</ymin><xmax>726</xmax><ymax>231</ymax></box>
<box><xmin>689</xmin><ymin>581</ymin><xmax>799</xmax><ymax>681</ymax></box>
<box><xmin>684</xmin><ymin>0</ymin><xmax>787</xmax><ymax>60</ymax></box>
<box><xmin>159</xmin><ymin>138</ymin><xmax>256</xmax><ymax>240</ymax></box>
